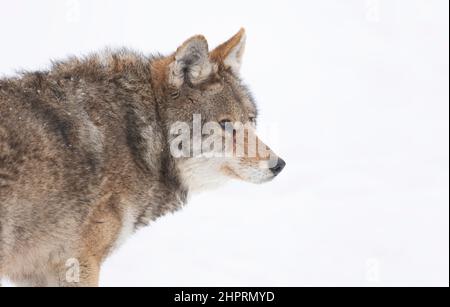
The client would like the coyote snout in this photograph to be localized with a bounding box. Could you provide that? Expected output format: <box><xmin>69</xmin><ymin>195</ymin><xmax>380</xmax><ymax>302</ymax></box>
<box><xmin>222</xmin><ymin>126</ymin><xmax>286</xmax><ymax>184</ymax></box>
<box><xmin>271</xmin><ymin>159</ymin><xmax>287</xmax><ymax>176</ymax></box>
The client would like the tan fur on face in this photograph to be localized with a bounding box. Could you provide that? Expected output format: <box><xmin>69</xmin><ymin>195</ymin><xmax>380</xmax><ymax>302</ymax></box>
<box><xmin>223</xmin><ymin>126</ymin><xmax>279</xmax><ymax>184</ymax></box>
<box><xmin>178</xmin><ymin>125</ymin><xmax>280</xmax><ymax>191</ymax></box>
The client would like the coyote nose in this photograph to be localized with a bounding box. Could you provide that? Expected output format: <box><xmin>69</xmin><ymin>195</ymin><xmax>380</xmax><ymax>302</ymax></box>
<box><xmin>270</xmin><ymin>158</ymin><xmax>286</xmax><ymax>176</ymax></box>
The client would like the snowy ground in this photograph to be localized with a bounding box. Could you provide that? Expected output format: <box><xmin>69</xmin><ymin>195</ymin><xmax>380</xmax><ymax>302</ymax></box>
<box><xmin>1</xmin><ymin>0</ymin><xmax>448</xmax><ymax>287</ymax></box>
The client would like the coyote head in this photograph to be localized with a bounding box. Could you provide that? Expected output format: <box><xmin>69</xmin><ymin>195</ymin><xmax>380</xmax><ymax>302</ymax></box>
<box><xmin>154</xmin><ymin>29</ymin><xmax>286</xmax><ymax>192</ymax></box>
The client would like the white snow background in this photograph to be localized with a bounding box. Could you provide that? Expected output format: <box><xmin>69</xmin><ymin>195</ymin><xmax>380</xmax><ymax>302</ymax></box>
<box><xmin>0</xmin><ymin>0</ymin><xmax>448</xmax><ymax>287</ymax></box>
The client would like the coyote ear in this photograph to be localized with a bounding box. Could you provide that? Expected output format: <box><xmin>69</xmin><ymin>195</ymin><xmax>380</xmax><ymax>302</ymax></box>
<box><xmin>169</xmin><ymin>35</ymin><xmax>213</xmax><ymax>87</ymax></box>
<box><xmin>211</xmin><ymin>28</ymin><xmax>246</xmax><ymax>74</ymax></box>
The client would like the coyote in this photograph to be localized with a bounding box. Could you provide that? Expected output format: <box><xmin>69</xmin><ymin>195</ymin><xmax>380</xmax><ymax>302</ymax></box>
<box><xmin>0</xmin><ymin>29</ymin><xmax>285</xmax><ymax>287</ymax></box>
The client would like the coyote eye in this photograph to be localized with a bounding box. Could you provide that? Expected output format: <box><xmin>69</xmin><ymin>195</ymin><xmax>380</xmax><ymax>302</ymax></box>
<box><xmin>219</xmin><ymin>119</ymin><xmax>233</xmax><ymax>130</ymax></box>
